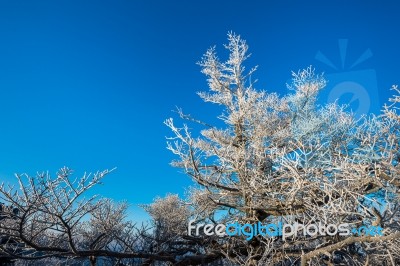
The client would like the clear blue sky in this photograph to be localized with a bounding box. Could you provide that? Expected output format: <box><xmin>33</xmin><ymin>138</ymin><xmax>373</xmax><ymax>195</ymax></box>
<box><xmin>0</xmin><ymin>1</ymin><xmax>399</xmax><ymax>221</ymax></box>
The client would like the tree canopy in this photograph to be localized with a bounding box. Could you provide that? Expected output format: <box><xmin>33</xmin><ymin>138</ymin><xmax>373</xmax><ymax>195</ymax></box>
<box><xmin>1</xmin><ymin>33</ymin><xmax>400</xmax><ymax>266</ymax></box>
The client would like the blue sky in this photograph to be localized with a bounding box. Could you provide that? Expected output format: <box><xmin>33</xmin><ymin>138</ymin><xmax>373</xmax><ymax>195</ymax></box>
<box><xmin>0</xmin><ymin>1</ymin><xmax>399</xmax><ymax>221</ymax></box>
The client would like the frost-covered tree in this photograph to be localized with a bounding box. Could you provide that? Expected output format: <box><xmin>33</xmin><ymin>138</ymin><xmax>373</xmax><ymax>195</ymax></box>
<box><xmin>0</xmin><ymin>169</ymin><xmax>226</xmax><ymax>265</ymax></box>
<box><xmin>1</xmin><ymin>33</ymin><xmax>400</xmax><ymax>266</ymax></box>
<box><xmin>165</xmin><ymin>33</ymin><xmax>400</xmax><ymax>265</ymax></box>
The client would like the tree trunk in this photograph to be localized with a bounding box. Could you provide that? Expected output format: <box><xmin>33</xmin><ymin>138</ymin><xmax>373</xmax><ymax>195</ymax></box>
<box><xmin>89</xmin><ymin>256</ymin><xmax>97</xmax><ymax>266</ymax></box>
